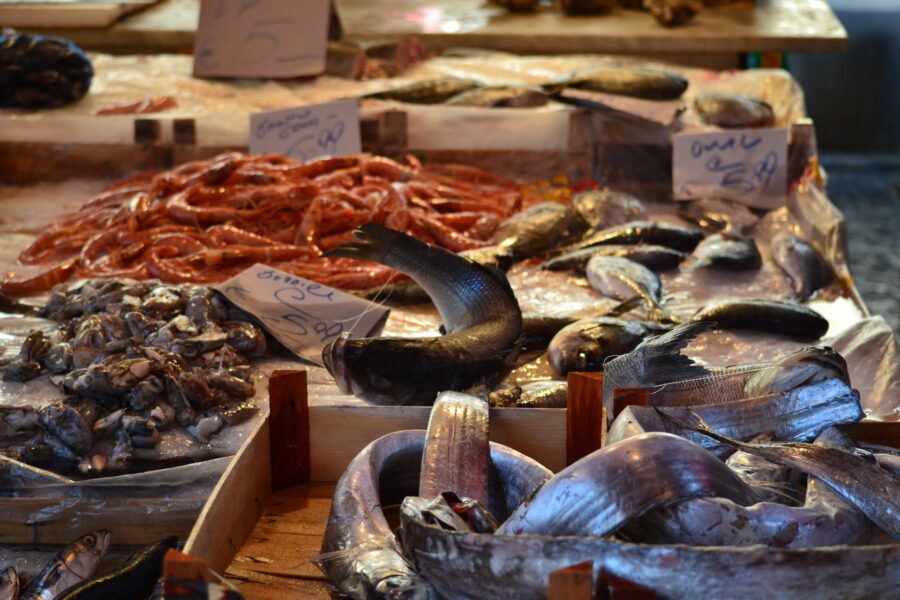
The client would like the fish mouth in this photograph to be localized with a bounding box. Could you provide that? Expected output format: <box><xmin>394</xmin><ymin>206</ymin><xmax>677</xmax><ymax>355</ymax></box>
<box><xmin>323</xmin><ymin>333</ymin><xmax>351</xmax><ymax>395</ymax></box>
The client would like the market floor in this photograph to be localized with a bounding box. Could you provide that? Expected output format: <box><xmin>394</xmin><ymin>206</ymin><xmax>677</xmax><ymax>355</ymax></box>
<box><xmin>821</xmin><ymin>153</ymin><xmax>900</xmax><ymax>333</ymax></box>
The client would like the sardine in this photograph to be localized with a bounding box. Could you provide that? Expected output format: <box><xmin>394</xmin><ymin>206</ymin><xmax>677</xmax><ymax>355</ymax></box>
<box><xmin>496</xmin><ymin>432</ymin><xmax>758</xmax><ymax>538</ymax></box>
<box><xmin>493</xmin><ymin>202</ymin><xmax>588</xmax><ymax>262</ymax></box>
<box><xmin>548</xmin><ymin>66</ymin><xmax>689</xmax><ymax>100</ymax></box>
<box><xmin>677</xmin><ymin>197</ymin><xmax>760</xmax><ymax>233</ymax></box>
<box><xmin>570</xmin><ymin>189</ymin><xmax>646</xmax><ymax>231</ymax></box>
<box><xmin>443</xmin><ymin>86</ymin><xmax>548</xmax><ymax>108</ymax></box>
<box><xmin>54</xmin><ymin>536</ymin><xmax>178</xmax><ymax>600</ymax></box>
<box><xmin>771</xmin><ymin>233</ymin><xmax>833</xmax><ymax>300</ymax></box>
<box><xmin>542</xmin><ymin>244</ymin><xmax>684</xmax><ymax>272</ymax></box>
<box><xmin>318</xmin><ymin>429</ymin><xmax>552</xmax><ymax>600</ymax></box>
<box><xmin>694</xmin><ymin>92</ymin><xmax>775</xmax><ymax>129</ymax></box>
<box><xmin>419</xmin><ymin>392</ymin><xmax>490</xmax><ymax>505</ymax></box>
<box><xmin>607</xmin><ymin>379</ymin><xmax>864</xmax><ymax>457</ymax></box>
<box><xmin>322</xmin><ymin>224</ymin><xmax>523</xmax><ymax>405</ymax></box>
<box><xmin>691</xmin><ymin>298</ymin><xmax>829</xmax><ymax>339</ymax></box>
<box><xmin>577</xmin><ymin>221</ymin><xmax>704</xmax><ymax>252</ymax></box>
<box><xmin>743</xmin><ymin>346</ymin><xmax>849</xmax><ymax>396</ymax></box>
<box><xmin>0</xmin><ymin>567</ymin><xmax>17</xmax><ymax>600</ymax></box>
<box><xmin>488</xmin><ymin>381</ymin><xmax>568</xmax><ymax>408</ymax></box>
<box><xmin>20</xmin><ymin>529</ymin><xmax>112</xmax><ymax>600</ymax></box>
<box><xmin>585</xmin><ymin>255</ymin><xmax>672</xmax><ymax>319</ymax></box>
<box><xmin>690</xmin><ymin>232</ymin><xmax>762</xmax><ymax>271</ymax></box>
<box><xmin>368</xmin><ymin>78</ymin><xmax>479</xmax><ymax>104</ymax></box>
<box><xmin>659</xmin><ymin>412</ymin><xmax>900</xmax><ymax>540</ymax></box>
<box><xmin>547</xmin><ymin>316</ymin><xmax>669</xmax><ymax>375</ymax></box>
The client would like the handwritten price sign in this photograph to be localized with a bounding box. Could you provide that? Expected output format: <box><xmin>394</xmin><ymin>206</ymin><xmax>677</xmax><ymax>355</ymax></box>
<box><xmin>672</xmin><ymin>128</ymin><xmax>788</xmax><ymax>209</ymax></box>
<box><xmin>249</xmin><ymin>99</ymin><xmax>361</xmax><ymax>161</ymax></box>
<box><xmin>193</xmin><ymin>0</ymin><xmax>329</xmax><ymax>79</ymax></box>
<box><xmin>215</xmin><ymin>263</ymin><xmax>390</xmax><ymax>365</ymax></box>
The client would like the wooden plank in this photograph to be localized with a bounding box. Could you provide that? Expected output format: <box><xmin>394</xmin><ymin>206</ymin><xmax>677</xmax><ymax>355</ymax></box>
<box><xmin>0</xmin><ymin>0</ymin><xmax>156</xmax><ymax>29</ymax></box>
<box><xmin>183</xmin><ymin>416</ymin><xmax>272</xmax><ymax>574</ymax></box>
<box><xmin>163</xmin><ymin>548</ymin><xmax>213</xmax><ymax>595</ymax></box>
<box><xmin>268</xmin><ymin>370</ymin><xmax>310</xmax><ymax>490</ymax></box>
<box><xmin>847</xmin><ymin>421</ymin><xmax>900</xmax><ymax>450</ymax></box>
<box><xmin>612</xmin><ymin>388</ymin><xmax>650</xmax><ymax>421</ymax></box>
<box><xmin>549</xmin><ymin>561</ymin><xmax>593</xmax><ymax>600</ymax></box>
<box><xmin>566</xmin><ymin>372</ymin><xmax>605</xmax><ymax>464</ymax></box>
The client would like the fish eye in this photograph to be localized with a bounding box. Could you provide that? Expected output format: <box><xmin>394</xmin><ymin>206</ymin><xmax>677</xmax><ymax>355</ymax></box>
<box><xmin>84</xmin><ymin>535</ymin><xmax>95</xmax><ymax>545</ymax></box>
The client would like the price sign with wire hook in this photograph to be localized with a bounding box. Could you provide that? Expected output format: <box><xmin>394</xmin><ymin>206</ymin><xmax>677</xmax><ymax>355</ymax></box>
<box><xmin>249</xmin><ymin>98</ymin><xmax>361</xmax><ymax>161</ymax></box>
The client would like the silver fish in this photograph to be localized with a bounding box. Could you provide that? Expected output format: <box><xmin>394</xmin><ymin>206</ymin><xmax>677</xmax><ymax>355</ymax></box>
<box><xmin>547</xmin><ymin>316</ymin><xmax>669</xmax><ymax>375</ymax></box>
<box><xmin>497</xmin><ymin>432</ymin><xmax>759</xmax><ymax>538</ymax></box>
<box><xmin>368</xmin><ymin>78</ymin><xmax>479</xmax><ymax>104</ymax></box>
<box><xmin>322</xmin><ymin>224</ymin><xmax>523</xmax><ymax>405</ymax></box>
<box><xmin>419</xmin><ymin>392</ymin><xmax>490</xmax><ymax>506</ymax></box>
<box><xmin>678</xmin><ymin>197</ymin><xmax>760</xmax><ymax>233</ymax></box>
<box><xmin>443</xmin><ymin>86</ymin><xmax>548</xmax><ymax>108</ymax></box>
<box><xmin>771</xmin><ymin>233</ymin><xmax>834</xmax><ymax>300</ymax></box>
<box><xmin>548</xmin><ymin>66</ymin><xmax>688</xmax><ymax>100</ymax></box>
<box><xmin>493</xmin><ymin>202</ymin><xmax>588</xmax><ymax>262</ymax></box>
<box><xmin>690</xmin><ymin>231</ymin><xmax>762</xmax><ymax>271</ymax></box>
<box><xmin>20</xmin><ymin>529</ymin><xmax>112</xmax><ymax>600</ymax></box>
<box><xmin>577</xmin><ymin>220</ymin><xmax>704</xmax><ymax>252</ymax></box>
<box><xmin>585</xmin><ymin>255</ymin><xmax>671</xmax><ymax>320</ymax></box>
<box><xmin>694</xmin><ymin>92</ymin><xmax>775</xmax><ymax>128</ymax></box>
<box><xmin>570</xmin><ymin>189</ymin><xmax>646</xmax><ymax>231</ymax></box>
<box><xmin>0</xmin><ymin>567</ymin><xmax>17</xmax><ymax>600</ymax></box>
<box><xmin>743</xmin><ymin>346</ymin><xmax>849</xmax><ymax>396</ymax></box>
<box><xmin>691</xmin><ymin>298</ymin><xmax>829</xmax><ymax>340</ymax></box>
<box><xmin>542</xmin><ymin>244</ymin><xmax>684</xmax><ymax>273</ymax></box>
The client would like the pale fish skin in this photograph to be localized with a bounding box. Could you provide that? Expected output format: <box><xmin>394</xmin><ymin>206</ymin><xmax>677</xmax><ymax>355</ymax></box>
<box><xmin>19</xmin><ymin>529</ymin><xmax>111</xmax><ymax>600</ymax></box>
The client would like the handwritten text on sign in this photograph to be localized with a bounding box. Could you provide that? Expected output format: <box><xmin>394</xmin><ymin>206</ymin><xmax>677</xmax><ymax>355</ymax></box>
<box><xmin>193</xmin><ymin>0</ymin><xmax>329</xmax><ymax>79</ymax></box>
<box><xmin>215</xmin><ymin>263</ymin><xmax>390</xmax><ymax>365</ymax></box>
<box><xmin>249</xmin><ymin>99</ymin><xmax>361</xmax><ymax>161</ymax></box>
<box><xmin>673</xmin><ymin>128</ymin><xmax>788</xmax><ymax>208</ymax></box>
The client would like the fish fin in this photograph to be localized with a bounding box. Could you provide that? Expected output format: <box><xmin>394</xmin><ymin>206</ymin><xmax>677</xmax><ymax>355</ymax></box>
<box><xmin>607</xmin><ymin>295</ymin><xmax>644</xmax><ymax>317</ymax></box>
<box><xmin>322</xmin><ymin>222</ymin><xmax>428</xmax><ymax>262</ymax></box>
<box><xmin>633</xmin><ymin>321</ymin><xmax>713</xmax><ymax>382</ymax></box>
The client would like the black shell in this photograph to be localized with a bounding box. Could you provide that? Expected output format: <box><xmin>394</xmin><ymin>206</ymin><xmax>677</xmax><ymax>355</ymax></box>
<box><xmin>0</xmin><ymin>28</ymin><xmax>93</xmax><ymax>108</ymax></box>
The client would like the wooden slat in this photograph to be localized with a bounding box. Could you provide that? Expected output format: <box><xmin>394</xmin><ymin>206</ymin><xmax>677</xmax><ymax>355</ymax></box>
<box><xmin>549</xmin><ymin>561</ymin><xmax>593</xmax><ymax>600</ymax></box>
<box><xmin>847</xmin><ymin>421</ymin><xmax>900</xmax><ymax>450</ymax></box>
<box><xmin>269</xmin><ymin>370</ymin><xmax>310</xmax><ymax>490</ymax></box>
<box><xmin>567</xmin><ymin>372</ymin><xmax>605</xmax><ymax>464</ymax></box>
<box><xmin>612</xmin><ymin>388</ymin><xmax>650</xmax><ymax>421</ymax></box>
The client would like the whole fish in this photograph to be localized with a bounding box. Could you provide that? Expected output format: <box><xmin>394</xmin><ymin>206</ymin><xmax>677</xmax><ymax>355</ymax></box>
<box><xmin>570</xmin><ymin>189</ymin><xmax>646</xmax><ymax>231</ymax></box>
<box><xmin>322</xmin><ymin>224</ymin><xmax>523</xmax><ymax>405</ymax></box>
<box><xmin>548</xmin><ymin>316</ymin><xmax>669</xmax><ymax>375</ymax></box>
<box><xmin>771</xmin><ymin>233</ymin><xmax>833</xmax><ymax>300</ymax></box>
<box><xmin>0</xmin><ymin>568</ymin><xmax>17</xmax><ymax>600</ymax></box>
<box><xmin>400</xmin><ymin>503</ymin><xmax>900</xmax><ymax>600</ymax></box>
<box><xmin>497</xmin><ymin>432</ymin><xmax>759</xmax><ymax>538</ymax></box>
<box><xmin>443</xmin><ymin>86</ymin><xmax>548</xmax><ymax>108</ymax></box>
<box><xmin>20</xmin><ymin>529</ymin><xmax>112</xmax><ymax>600</ymax></box>
<box><xmin>520</xmin><ymin>296</ymin><xmax>642</xmax><ymax>351</ymax></box>
<box><xmin>607</xmin><ymin>378</ymin><xmax>864</xmax><ymax>457</ymax></box>
<box><xmin>542</xmin><ymin>244</ymin><xmax>684</xmax><ymax>272</ymax></box>
<box><xmin>419</xmin><ymin>392</ymin><xmax>490</xmax><ymax>505</ymax></box>
<box><xmin>691</xmin><ymin>298</ymin><xmax>829</xmax><ymax>340</ymax></box>
<box><xmin>743</xmin><ymin>346</ymin><xmax>849</xmax><ymax>396</ymax></box>
<box><xmin>548</xmin><ymin>66</ymin><xmax>689</xmax><ymax>100</ymax></box>
<box><xmin>368</xmin><ymin>78</ymin><xmax>479</xmax><ymax>104</ymax></box>
<box><xmin>694</xmin><ymin>92</ymin><xmax>775</xmax><ymax>129</ymax></box>
<box><xmin>54</xmin><ymin>536</ymin><xmax>178</xmax><ymax>600</ymax></box>
<box><xmin>493</xmin><ymin>202</ymin><xmax>588</xmax><ymax>261</ymax></box>
<box><xmin>585</xmin><ymin>255</ymin><xmax>672</xmax><ymax>320</ymax></box>
<box><xmin>488</xmin><ymin>381</ymin><xmax>568</xmax><ymax>408</ymax></box>
<box><xmin>660</xmin><ymin>412</ymin><xmax>900</xmax><ymax>540</ymax></box>
<box><xmin>691</xmin><ymin>232</ymin><xmax>762</xmax><ymax>271</ymax></box>
<box><xmin>319</xmin><ymin>429</ymin><xmax>552</xmax><ymax>599</ymax></box>
<box><xmin>577</xmin><ymin>221</ymin><xmax>704</xmax><ymax>252</ymax></box>
<box><xmin>677</xmin><ymin>197</ymin><xmax>760</xmax><ymax>233</ymax></box>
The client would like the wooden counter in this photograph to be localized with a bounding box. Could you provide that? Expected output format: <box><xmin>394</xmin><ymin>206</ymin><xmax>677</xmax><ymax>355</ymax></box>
<box><xmin>22</xmin><ymin>0</ymin><xmax>847</xmax><ymax>58</ymax></box>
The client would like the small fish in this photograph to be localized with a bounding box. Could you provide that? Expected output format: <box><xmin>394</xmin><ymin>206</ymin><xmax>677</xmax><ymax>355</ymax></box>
<box><xmin>542</xmin><ymin>244</ymin><xmax>684</xmax><ymax>272</ymax></box>
<box><xmin>585</xmin><ymin>255</ymin><xmax>672</xmax><ymax>320</ymax></box>
<box><xmin>443</xmin><ymin>86</ymin><xmax>548</xmax><ymax>108</ymax></box>
<box><xmin>577</xmin><ymin>220</ymin><xmax>704</xmax><ymax>252</ymax></box>
<box><xmin>570</xmin><ymin>189</ymin><xmax>646</xmax><ymax>231</ymax></box>
<box><xmin>691</xmin><ymin>231</ymin><xmax>762</xmax><ymax>271</ymax></box>
<box><xmin>548</xmin><ymin>316</ymin><xmax>669</xmax><ymax>375</ymax></box>
<box><xmin>20</xmin><ymin>529</ymin><xmax>112</xmax><ymax>600</ymax></box>
<box><xmin>0</xmin><ymin>567</ymin><xmax>18</xmax><ymax>600</ymax></box>
<box><xmin>322</xmin><ymin>224</ymin><xmax>523</xmax><ymax>405</ymax></box>
<box><xmin>691</xmin><ymin>298</ymin><xmax>829</xmax><ymax>339</ymax></box>
<box><xmin>488</xmin><ymin>381</ymin><xmax>568</xmax><ymax>408</ymax></box>
<box><xmin>771</xmin><ymin>233</ymin><xmax>833</xmax><ymax>300</ymax></box>
<box><xmin>520</xmin><ymin>296</ymin><xmax>642</xmax><ymax>351</ymax></box>
<box><xmin>368</xmin><ymin>78</ymin><xmax>479</xmax><ymax>104</ymax></box>
<box><xmin>677</xmin><ymin>197</ymin><xmax>760</xmax><ymax>233</ymax></box>
<box><xmin>694</xmin><ymin>92</ymin><xmax>775</xmax><ymax>128</ymax></box>
<box><xmin>494</xmin><ymin>202</ymin><xmax>588</xmax><ymax>262</ymax></box>
<box><xmin>496</xmin><ymin>432</ymin><xmax>759</xmax><ymax>538</ymax></box>
<box><xmin>548</xmin><ymin>66</ymin><xmax>689</xmax><ymax>100</ymax></box>
<box><xmin>54</xmin><ymin>536</ymin><xmax>178</xmax><ymax>600</ymax></box>
<box><xmin>743</xmin><ymin>346</ymin><xmax>849</xmax><ymax>396</ymax></box>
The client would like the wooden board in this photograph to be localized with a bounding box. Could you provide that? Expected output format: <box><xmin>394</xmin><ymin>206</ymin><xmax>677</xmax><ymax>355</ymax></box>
<box><xmin>0</xmin><ymin>0</ymin><xmax>157</xmax><ymax>28</ymax></box>
<box><xmin>24</xmin><ymin>0</ymin><xmax>846</xmax><ymax>56</ymax></box>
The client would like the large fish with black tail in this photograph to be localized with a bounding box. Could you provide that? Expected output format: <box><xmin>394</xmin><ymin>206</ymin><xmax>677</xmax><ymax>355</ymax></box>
<box><xmin>322</xmin><ymin>223</ymin><xmax>523</xmax><ymax>405</ymax></box>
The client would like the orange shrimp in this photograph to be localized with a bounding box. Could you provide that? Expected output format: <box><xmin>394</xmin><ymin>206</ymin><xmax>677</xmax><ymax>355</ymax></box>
<box><xmin>1</xmin><ymin>259</ymin><xmax>78</xmax><ymax>295</ymax></box>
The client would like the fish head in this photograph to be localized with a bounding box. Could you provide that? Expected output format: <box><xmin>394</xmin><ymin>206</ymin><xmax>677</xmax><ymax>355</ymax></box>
<box><xmin>65</xmin><ymin>529</ymin><xmax>112</xmax><ymax>579</ymax></box>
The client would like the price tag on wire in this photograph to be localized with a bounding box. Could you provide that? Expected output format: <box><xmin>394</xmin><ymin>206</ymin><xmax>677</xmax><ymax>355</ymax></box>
<box><xmin>193</xmin><ymin>0</ymin><xmax>330</xmax><ymax>78</ymax></box>
<box><xmin>672</xmin><ymin>127</ymin><xmax>789</xmax><ymax>209</ymax></box>
<box><xmin>215</xmin><ymin>263</ymin><xmax>390</xmax><ymax>365</ymax></box>
<box><xmin>249</xmin><ymin>98</ymin><xmax>361</xmax><ymax>161</ymax></box>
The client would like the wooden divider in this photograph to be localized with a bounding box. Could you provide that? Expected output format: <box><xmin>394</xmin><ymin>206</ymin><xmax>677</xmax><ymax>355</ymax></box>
<box><xmin>566</xmin><ymin>372</ymin><xmax>606</xmax><ymax>464</ymax></box>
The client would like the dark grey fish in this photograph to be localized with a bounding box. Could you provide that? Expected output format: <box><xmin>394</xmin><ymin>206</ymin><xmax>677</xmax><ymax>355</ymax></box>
<box><xmin>20</xmin><ymin>529</ymin><xmax>111</xmax><ymax>600</ymax></box>
<box><xmin>691</xmin><ymin>298</ymin><xmax>829</xmax><ymax>340</ymax></box>
<box><xmin>771</xmin><ymin>233</ymin><xmax>833</xmax><ymax>300</ymax></box>
<box><xmin>443</xmin><ymin>86</ymin><xmax>548</xmax><ymax>108</ymax></box>
<box><xmin>493</xmin><ymin>202</ymin><xmax>588</xmax><ymax>261</ymax></box>
<box><xmin>743</xmin><ymin>346</ymin><xmax>849</xmax><ymax>396</ymax></box>
<box><xmin>542</xmin><ymin>244</ymin><xmax>684</xmax><ymax>272</ymax></box>
<box><xmin>570</xmin><ymin>189</ymin><xmax>646</xmax><ymax>231</ymax></box>
<box><xmin>367</xmin><ymin>78</ymin><xmax>479</xmax><ymax>104</ymax></box>
<box><xmin>322</xmin><ymin>223</ymin><xmax>523</xmax><ymax>405</ymax></box>
<box><xmin>496</xmin><ymin>432</ymin><xmax>759</xmax><ymax>538</ymax></box>
<box><xmin>585</xmin><ymin>255</ymin><xmax>673</xmax><ymax>320</ymax></box>
<box><xmin>577</xmin><ymin>220</ymin><xmax>704</xmax><ymax>252</ymax></box>
<box><xmin>694</xmin><ymin>92</ymin><xmax>775</xmax><ymax>128</ymax></box>
<box><xmin>520</xmin><ymin>296</ymin><xmax>642</xmax><ymax>351</ymax></box>
<box><xmin>547</xmin><ymin>66</ymin><xmax>689</xmax><ymax>100</ymax></box>
<box><xmin>691</xmin><ymin>232</ymin><xmax>762</xmax><ymax>270</ymax></box>
<box><xmin>548</xmin><ymin>316</ymin><xmax>669</xmax><ymax>375</ymax></box>
<box><xmin>488</xmin><ymin>381</ymin><xmax>568</xmax><ymax>408</ymax></box>
<box><xmin>677</xmin><ymin>197</ymin><xmax>760</xmax><ymax>233</ymax></box>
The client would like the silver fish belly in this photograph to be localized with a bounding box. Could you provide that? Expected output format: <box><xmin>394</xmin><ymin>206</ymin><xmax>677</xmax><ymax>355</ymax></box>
<box><xmin>20</xmin><ymin>529</ymin><xmax>111</xmax><ymax>600</ymax></box>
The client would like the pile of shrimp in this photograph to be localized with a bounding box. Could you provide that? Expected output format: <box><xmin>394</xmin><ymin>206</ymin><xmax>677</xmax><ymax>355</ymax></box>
<box><xmin>1</xmin><ymin>152</ymin><xmax>524</xmax><ymax>295</ymax></box>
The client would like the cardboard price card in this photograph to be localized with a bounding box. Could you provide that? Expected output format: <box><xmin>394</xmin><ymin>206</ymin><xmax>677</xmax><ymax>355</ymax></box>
<box><xmin>672</xmin><ymin>128</ymin><xmax>789</xmax><ymax>209</ymax></box>
<box><xmin>249</xmin><ymin>98</ymin><xmax>361</xmax><ymax>161</ymax></box>
<box><xmin>215</xmin><ymin>263</ymin><xmax>390</xmax><ymax>365</ymax></box>
<box><xmin>193</xmin><ymin>0</ymin><xmax>330</xmax><ymax>79</ymax></box>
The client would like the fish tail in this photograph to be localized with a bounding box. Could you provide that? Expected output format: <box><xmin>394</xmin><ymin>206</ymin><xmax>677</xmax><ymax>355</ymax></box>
<box><xmin>607</xmin><ymin>295</ymin><xmax>644</xmax><ymax>317</ymax></box>
<box><xmin>322</xmin><ymin>222</ymin><xmax>425</xmax><ymax>262</ymax></box>
<box><xmin>646</xmin><ymin>297</ymin><xmax>683</xmax><ymax>324</ymax></box>
<box><xmin>633</xmin><ymin>321</ymin><xmax>713</xmax><ymax>381</ymax></box>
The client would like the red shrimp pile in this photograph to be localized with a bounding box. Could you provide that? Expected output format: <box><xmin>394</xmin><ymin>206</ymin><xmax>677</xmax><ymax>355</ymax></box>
<box><xmin>1</xmin><ymin>152</ymin><xmax>524</xmax><ymax>295</ymax></box>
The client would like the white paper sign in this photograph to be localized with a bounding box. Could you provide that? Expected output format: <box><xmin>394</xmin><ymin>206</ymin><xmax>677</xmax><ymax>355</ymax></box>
<box><xmin>193</xmin><ymin>0</ymin><xmax>329</xmax><ymax>79</ymax></box>
<box><xmin>558</xmin><ymin>88</ymin><xmax>683</xmax><ymax>127</ymax></box>
<box><xmin>672</xmin><ymin>128</ymin><xmax>789</xmax><ymax>209</ymax></box>
<box><xmin>249</xmin><ymin>99</ymin><xmax>361</xmax><ymax>161</ymax></box>
<box><xmin>215</xmin><ymin>263</ymin><xmax>390</xmax><ymax>365</ymax></box>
